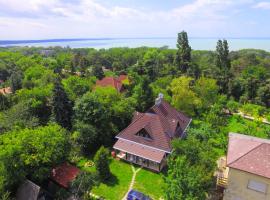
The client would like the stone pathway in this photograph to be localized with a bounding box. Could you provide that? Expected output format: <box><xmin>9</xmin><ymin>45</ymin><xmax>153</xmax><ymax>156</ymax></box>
<box><xmin>122</xmin><ymin>165</ymin><xmax>142</xmax><ymax>200</ymax></box>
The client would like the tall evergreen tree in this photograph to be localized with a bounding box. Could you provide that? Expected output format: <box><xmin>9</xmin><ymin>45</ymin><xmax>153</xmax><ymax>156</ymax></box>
<box><xmin>10</xmin><ymin>71</ymin><xmax>22</xmax><ymax>93</ymax></box>
<box><xmin>175</xmin><ymin>31</ymin><xmax>191</xmax><ymax>73</ymax></box>
<box><xmin>215</xmin><ymin>39</ymin><xmax>231</xmax><ymax>94</ymax></box>
<box><xmin>52</xmin><ymin>78</ymin><xmax>73</xmax><ymax>130</ymax></box>
<box><xmin>92</xmin><ymin>65</ymin><xmax>105</xmax><ymax>80</ymax></box>
<box><xmin>136</xmin><ymin>76</ymin><xmax>154</xmax><ymax>112</ymax></box>
<box><xmin>94</xmin><ymin>146</ymin><xmax>111</xmax><ymax>181</ymax></box>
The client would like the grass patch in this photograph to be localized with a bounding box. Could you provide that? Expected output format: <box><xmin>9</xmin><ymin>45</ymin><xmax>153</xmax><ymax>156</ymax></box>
<box><xmin>92</xmin><ymin>159</ymin><xmax>133</xmax><ymax>200</ymax></box>
<box><xmin>133</xmin><ymin>168</ymin><xmax>165</xmax><ymax>200</ymax></box>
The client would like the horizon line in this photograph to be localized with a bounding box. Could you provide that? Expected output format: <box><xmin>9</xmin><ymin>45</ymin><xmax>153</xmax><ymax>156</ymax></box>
<box><xmin>1</xmin><ymin>36</ymin><xmax>270</xmax><ymax>43</ymax></box>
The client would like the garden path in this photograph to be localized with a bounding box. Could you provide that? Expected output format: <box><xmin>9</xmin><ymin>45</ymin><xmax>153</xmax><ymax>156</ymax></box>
<box><xmin>122</xmin><ymin>165</ymin><xmax>141</xmax><ymax>200</ymax></box>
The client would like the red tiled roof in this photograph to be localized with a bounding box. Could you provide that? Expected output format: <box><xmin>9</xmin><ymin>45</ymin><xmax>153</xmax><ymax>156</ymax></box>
<box><xmin>113</xmin><ymin>139</ymin><xmax>165</xmax><ymax>163</ymax></box>
<box><xmin>0</xmin><ymin>87</ymin><xmax>12</xmax><ymax>95</ymax></box>
<box><xmin>50</xmin><ymin>163</ymin><xmax>80</xmax><ymax>188</ymax></box>
<box><xmin>96</xmin><ymin>77</ymin><xmax>123</xmax><ymax>92</ymax></box>
<box><xmin>116</xmin><ymin>99</ymin><xmax>191</xmax><ymax>152</ymax></box>
<box><xmin>117</xmin><ymin>75</ymin><xmax>128</xmax><ymax>83</ymax></box>
<box><xmin>227</xmin><ymin>133</ymin><xmax>270</xmax><ymax>178</ymax></box>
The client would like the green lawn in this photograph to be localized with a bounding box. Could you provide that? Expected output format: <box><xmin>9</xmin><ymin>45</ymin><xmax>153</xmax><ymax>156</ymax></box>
<box><xmin>91</xmin><ymin>159</ymin><xmax>133</xmax><ymax>200</ymax></box>
<box><xmin>133</xmin><ymin>168</ymin><xmax>165</xmax><ymax>200</ymax></box>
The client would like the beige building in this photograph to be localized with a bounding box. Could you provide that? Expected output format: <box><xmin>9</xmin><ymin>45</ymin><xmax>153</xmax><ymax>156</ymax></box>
<box><xmin>223</xmin><ymin>133</ymin><xmax>270</xmax><ymax>200</ymax></box>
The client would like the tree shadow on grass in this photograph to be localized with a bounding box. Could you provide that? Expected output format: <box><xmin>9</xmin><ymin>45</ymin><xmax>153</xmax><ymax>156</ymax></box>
<box><xmin>103</xmin><ymin>173</ymin><xmax>119</xmax><ymax>186</ymax></box>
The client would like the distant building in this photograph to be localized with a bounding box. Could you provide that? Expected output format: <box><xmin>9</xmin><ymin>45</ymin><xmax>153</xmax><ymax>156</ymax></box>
<box><xmin>0</xmin><ymin>87</ymin><xmax>12</xmax><ymax>95</ymax></box>
<box><xmin>222</xmin><ymin>133</ymin><xmax>270</xmax><ymax>200</ymax></box>
<box><xmin>95</xmin><ymin>75</ymin><xmax>128</xmax><ymax>93</ymax></box>
<box><xmin>113</xmin><ymin>93</ymin><xmax>192</xmax><ymax>172</ymax></box>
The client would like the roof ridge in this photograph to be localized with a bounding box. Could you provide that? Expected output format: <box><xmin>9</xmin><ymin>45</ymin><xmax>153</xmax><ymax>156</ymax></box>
<box><xmin>228</xmin><ymin>143</ymin><xmax>265</xmax><ymax>166</ymax></box>
<box><xmin>229</xmin><ymin>132</ymin><xmax>270</xmax><ymax>144</ymax></box>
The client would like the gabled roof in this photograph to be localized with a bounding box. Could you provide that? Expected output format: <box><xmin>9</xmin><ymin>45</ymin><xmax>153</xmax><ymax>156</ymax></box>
<box><xmin>50</xmin><ymin>163</ymin><xmax>80</xmax><ymax>188</ymax></box>
<box><xmin>96</xmin><ymin>77</ymin><xmax>123</xmax><ymax>92</ymax></box>
<box><xmin>16</xmin><ymin>179</ymin><xmax>41</xmax><ymax>200</ymax></box>
<box><xmin>227</xmin><ymin>133</ymin><xmax>270</xmax><ymax>179</ymax></box>
<box><xmin>116</xmin><ymin>99</ymin><xmax>191</xmax><ymax>152</ymax></box>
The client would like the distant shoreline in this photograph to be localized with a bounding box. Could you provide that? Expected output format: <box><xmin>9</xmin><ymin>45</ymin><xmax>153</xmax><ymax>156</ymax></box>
<box><xmin>1</xmin><ymin>38</ymin><xmax>270</xmax><ymax>51</ymax></box>
<box><xmin>2</xmin><ymin>37</ymin><xmax>270</xmax><ymax>45</ymax></box>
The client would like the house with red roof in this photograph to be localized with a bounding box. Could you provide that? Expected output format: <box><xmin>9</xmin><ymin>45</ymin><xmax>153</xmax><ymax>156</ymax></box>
<box><xmin>95</xmin><ymin>75</ymin><xmax>128</xmax><ymax>93</ymax></box>
<box><xmin>222</xmin><ymin>133</ymin><xmax>270</xmax><ymax>200</ymax></box>
<box><xmin>113</xmin><ymin>93</ymin><xmax>192</xmax><ymax>172</ymax></box>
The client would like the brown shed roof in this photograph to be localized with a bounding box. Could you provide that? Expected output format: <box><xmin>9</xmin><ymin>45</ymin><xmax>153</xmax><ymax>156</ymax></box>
<box><xmin>50</xmin><ymin>163</ymin><xmax>80</xmax><ymax>188</ymax></box>
<box><xmin>116</xmin><ymin>99</ymin><xmax>191</xmax><ymax>152</ymax></box>
<box><xmin>227</xmin><ymin>133</ymin><xmax>270</xmax><ymax>179</ymax></box>
<box><xmin>96</xmin><ymin>77</ymin><xmax>123</xmax><ymax>92</ymax></box>
<box><xmin>113</xmin><ymin>139</ymin><xmax>165</xmax><ymax>163</ymax></box>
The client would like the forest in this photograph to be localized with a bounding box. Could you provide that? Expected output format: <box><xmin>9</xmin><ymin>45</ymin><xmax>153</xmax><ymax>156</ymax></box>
<box><xmin>1</xmin><ymin>32</ymin><xmax>270</xmax><ymax>200</ymax></box>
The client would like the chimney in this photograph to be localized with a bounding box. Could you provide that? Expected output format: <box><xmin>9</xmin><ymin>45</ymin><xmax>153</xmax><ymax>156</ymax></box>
<box><xmin>155</xmin><ymin>93</ymin><xmax>164</xmax><ymax>105</ymax></box>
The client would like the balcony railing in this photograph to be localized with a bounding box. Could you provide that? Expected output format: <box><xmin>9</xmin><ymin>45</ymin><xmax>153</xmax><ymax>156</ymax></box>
<box><xmin>215</xmin><ymin>156</ymin><xmax>229</xmax><ymax>188</ymax></box>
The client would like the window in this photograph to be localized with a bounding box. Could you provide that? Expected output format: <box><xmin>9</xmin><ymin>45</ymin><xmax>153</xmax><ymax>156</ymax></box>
<box><xmin>247</xmin><ymin>180</ymin><xmax>268</xmax><ymax>193</ymax></box>
<box><xmin>136</xmin><ymin>128</ymin><xmax>152</xmax><ymax>140</ymax></box>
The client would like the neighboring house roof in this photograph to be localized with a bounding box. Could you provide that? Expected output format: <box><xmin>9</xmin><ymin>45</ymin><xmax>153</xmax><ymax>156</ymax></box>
<box><xmin>117</xmin><ymin>75</ymin><xmax>128</xmax><ymax>83</ymax></box>
<box><xmin>16</xmin><ymin>179</ymin><xmax>41</xmax><ymax>200</ymax></box>
<box><xmin>116</xmin><ymin>94</ymin><xmax>191</xmax><ymax>152</ymax></box>
<box><xmin>50</xmin><ymin>163</ymin><xmax>80</xmax><ymax>189</ymax></box>
<box><xmin>114</xmin><ymin>139</ymin><xmax>165</xmax><ymax>163</ymax></box>
<box><xmin>227</xmin><ymin>133</ymin><xmax>270</xmax><ymax>179</ymax></box>
<box><xmin>96</xmin><ymin>77</ymin><xmax>123</xmax><ymax>92</ymax></box>
<box><xmin>0</xmin><ymin>87</ymin><xmax>12</xmax><ymax>95</ymax></box>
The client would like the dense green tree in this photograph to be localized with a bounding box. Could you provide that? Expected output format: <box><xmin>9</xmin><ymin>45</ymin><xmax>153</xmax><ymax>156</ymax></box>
<box><xmin>133</xmin><ymin>76</ymin><xmax>154</xmax><ymax>112</ymax></box>
<box><xmin>92</xmin><ymin>65</ymin><xmax>105</xmax><ymax>80</ymax></box>
<box><xmin>170</xmin><ymin>76</ymin><xmax>201</xmax><ymax>116</ymax></box>
<box><xmin>0</xmin><ymin>124</ymin><xmax>68</xmax><ymax>192</ymax></box>
<box><xmin>73</xmin><ymin>122</ymin><xmax>98</xmax><ymax>154</ymax></box>
<box><xmin>215</xmin><ymin>39</ymin><xmax>231</xmax><ymax>94</ymax></box>
<box><xmin>0</xmin><ymin>94</ymin><xmax>9</xmax><ymax>111</ymax></box>
<box><xmin>62</xmin><ymin>76</ymin><xmax>95</xmax><ymax>101</ymax></box>
<box><xmin>10</xmin><ymin>71</ymin><xmax>22</xmax><ymax>92</ymax></box>
<box><xmin>52</xmin><ymin>78</ymin><xmax>73</xmax><ymax>130</ymax></box>
<box><xmin>70</xmin><ymin>172</ymin><xmax>98</xmax><ymax>199</ymax></box>
<box><xmin>194</xmin><ymin>77</ymin><xmax>218</xmax><ymax>110</ymax></box>
<box><xmin>165</xmin><ymin>156</ymin><xmax>205</xmax><ymax>200</ymax></box>
<box><xmin>0</xmin><ymin>100</ymin><xmax>39</xmax><ymax>133</ymax></box>
<box><xmin>175</xmin><ymin>31</ymin><xmax>191</xmax><ymax>73</ymax></box>
<box><xmin>94</xmin><ymin>146</ymin><xmax>111</xmax><ymax>181</ymax></box>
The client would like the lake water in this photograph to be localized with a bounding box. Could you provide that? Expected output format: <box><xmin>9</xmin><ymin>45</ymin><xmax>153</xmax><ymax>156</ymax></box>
<box><xmin>1</xmin><ymin>38</ymin><xmax>270</xmax><ymax>51</ymax></box>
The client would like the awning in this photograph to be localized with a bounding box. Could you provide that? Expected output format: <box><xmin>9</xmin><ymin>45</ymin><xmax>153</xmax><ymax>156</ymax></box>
<box><xmin>113</xmin><ymin>139</ymin><xmax>165</xmax><ymax>163</ymax></box>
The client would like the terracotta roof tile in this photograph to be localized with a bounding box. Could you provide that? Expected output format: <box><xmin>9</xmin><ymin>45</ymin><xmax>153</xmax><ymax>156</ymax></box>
<box><xmin>50</xmin><ymin>163</ymin><xmax>80</xmax><ymax>188</ymax></box>
<box><xmin>227</xmin><ymin>133</ymin><xmax>270</xmax><ymax>178</ymax></box>
<box><xmin>116</xmin><ymin>99</ymin><xmax>191</xmax><ymax>152</ymax></box>
<box><xmin>117</xmin><ymin>75</ymin><xmax>128</xmax><ymax>83</ymax></box>
<box><xmin>96</xmin><ymin>77</ymin><xmax>123</xmax><ymax>92</ymax></box>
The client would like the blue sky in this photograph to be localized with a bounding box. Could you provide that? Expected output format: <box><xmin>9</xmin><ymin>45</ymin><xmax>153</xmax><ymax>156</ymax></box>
<box><xmin>0</xmin><ymin>0</ymin><xmax>270</xmax><ymax>39</ymax></box>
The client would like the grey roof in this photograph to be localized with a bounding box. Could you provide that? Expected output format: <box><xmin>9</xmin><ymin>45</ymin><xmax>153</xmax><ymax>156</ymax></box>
<box><xmin>16</xmin><ymin>180</ymin><xmax>41</xmax><ymax>200</ymax></box>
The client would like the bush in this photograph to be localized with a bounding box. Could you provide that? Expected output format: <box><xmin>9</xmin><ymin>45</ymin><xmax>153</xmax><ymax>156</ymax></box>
<box><xmin>94</xmin><ymin>146</ymin><xmax>111</xmax><ymax>181</ymax></box>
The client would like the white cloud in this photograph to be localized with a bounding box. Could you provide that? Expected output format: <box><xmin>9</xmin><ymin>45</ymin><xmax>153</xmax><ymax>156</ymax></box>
<box><xmin>0</xmin><ymin>0</ymin><xmax>263</xmax><ymax>39</ymax></box>
<box><xmin>253</xmin><ymin>2</ymin><xmax>270</xmax><ymax>9</ymax></box>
